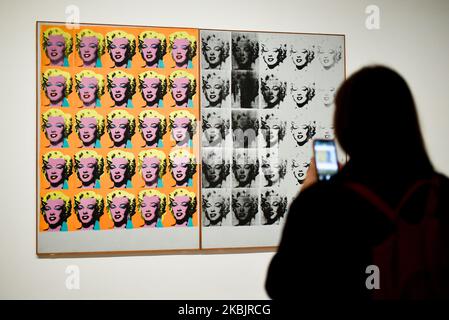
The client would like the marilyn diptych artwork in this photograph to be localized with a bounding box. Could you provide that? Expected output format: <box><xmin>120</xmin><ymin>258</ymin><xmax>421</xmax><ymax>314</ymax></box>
<box><xmin>37</xmin><ymin>22</ymin><xmax>345</xmax><ymax>255</ymax></box>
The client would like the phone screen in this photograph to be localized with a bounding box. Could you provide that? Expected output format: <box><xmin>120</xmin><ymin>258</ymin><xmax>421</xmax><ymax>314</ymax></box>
<box><xmin>313</xmin><ymin>139</ymin><xmax>339</xmax><ymax>181</ymax></box>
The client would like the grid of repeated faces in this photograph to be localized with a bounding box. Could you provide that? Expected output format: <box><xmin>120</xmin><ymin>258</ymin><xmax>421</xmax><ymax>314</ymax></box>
<box><xmin>200</xmin><ymin>30</ymin><xmax>345</xmax><ymax>227</ymax></box>
<box><xmin>39</xmin><ymin>24</ymin><xmax>200</xmax><ymax>232</ymax></box>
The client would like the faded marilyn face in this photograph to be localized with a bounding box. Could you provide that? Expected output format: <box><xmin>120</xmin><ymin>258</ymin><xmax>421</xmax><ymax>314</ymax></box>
<box><xmin>318</xmin><ymin>47</ymin><xmax>337</xmax><ymax>69</ymax></box>
<box><xmin>204</xmin><ymin>77</ymin><xmax>223</xmax><ymax>105</ymax></box>
<box><xmin>141</xmin><ymin>156</ymin><xmax>160</xmax><ymax>186</ymax></box>
<box><xmin>45</xmin><ymin>116</ymin><xmax>65</xmax><ymax>145</ymax></box>
<box><xmin>171</xmin><ymin>77</ymin><xmax>190</xmax><ymax>104</ymax></box>
<box><xmin>78</xmin><ymin>117</ymin><xmax>98</xmax><ymax>146</ymax></box>
<box><xmin>78</xmin><ymin>77</ymin><xmax>98</xmax><ymax>106</ymax></box>
<box><xmin>77</xmin><ymin>157</ymin><xmax>97</xmax><ymax>184</ymax></box>
<box><xmin>109</xmin><ymin>118</ymin><xmax>129</xmax><ymax>145</ymax></box>
<box><xmin>261</xmin><ymin>118</ymin><xmax>281</xmax><ymax>147</ymax></box>
<box><xmin>140</xmin><ymin>117</ymin><xmax>161</xmax><ymax>145</ymax></box>
<box><xmin>204</xmin><ymin>194</ymin><xmax>225</xmax><ymax>223</ymax></box>
<box><xmin>110</xmin><ymin>37</ymin><xmax>129</xmax><ymax>64</ymax></box>
<box><xmin>110</xmin><ymin>157</ymin><xmax>128</xmax><ymax>186</ymax></box>
<box><xmin>291</xmin><ymin>123</ymin><xmax>311</xmax><ymax>146</ymax></box>
<box><xmin>141</xmin><ymin>38</ymin><xmax>161</xmax><ymax>66</ymax></box>
<box><xmin>292</xmin><ymin>160</ymin><xmax>310</xmax><ymax>184</ymax></box>
<box><xmin>141</xmin><ymin>78</ymin><xmax>161</xmax><ymax>105</ymax></box>
<box><xmin>171</xmin><ymin>156</ymin><xmax>189</xmax><ymax>184</ymax></box>
<box><xmin>261</xmin><ymin>159</ymin><xmax>281</xmax><ymax>186</ymax></box>
<box><xmin>44</xmin><ymin>198</ymin><xmax>65</xmax><ymax>228</ymax></box>
<box><xmin>323</xmin><ymin>87</ymin><xmax>336</xmax><ymax>106</ymax></box>
<box><xmin>204</xmin><ymin>38</ymin><xmax>223</xmax><ymax>68</ymax></box>
<box><xmin>46</xmin><ymin>75</ymin><xmax>66</xmax><ymax>105</ymax></box>
<box><xmin>172</xmin><ymin>117</ymin><xmax>190</xmax><ymax>144</ymax></box>
<box><xmin>261</xmin><ymin>78</ymin><xmax>281</xmax><ymax>107</ymax></box>
<box><xmin>171</xmin><ymin>195</ymin><xmax>190</xmax><ymax>222</ymax></box>
<box><xmin>79</xmin><ymin>36</ymin><xmax>99</xmax><ymax>66</ymax></box>
<box><xmin>110</xmin><ymin>196</ymin><xmax>129</xmax><ymax>225</ymax></box>
<box><xmin>291</xmin><ymin>85</ymin><xmax>309</xmax><ymax>106</ymax></box>
<box><xmin>77</xmin><ymin>197</ymin><xmax>97</xmax><ymax>226</ymax></box>
<box><xmin>172</xmin><ymin>38</ymin><xmax>190</xmax><ymax>66</ymax></box>
<box><xmin>203</xmin><ymin>114</ymin><xmax>223</xmax><ymax>146</ymax></box>
<box><xmin>110</xmin><ymin>77</ymin><xmax>129</xmax><ymax>104</ymax></box>
<box><xmin>45</xmin><ymin>158</ymin><xmax>66</xmax><ymax>187</ymax></box>
<box><xmin>141</xmin><ymin>195</ymin><xmax>160</xmax><ymax>223</ymax></box>
<box><xmin>46</xmin><ymin>35</ymin><xmax>66</xmax><ymax>65</ymax></box>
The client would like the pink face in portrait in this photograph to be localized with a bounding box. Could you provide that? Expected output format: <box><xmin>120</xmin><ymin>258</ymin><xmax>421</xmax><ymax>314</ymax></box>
<box><xmin>78</xmin><ymin>77</ymin><xmax>98</xmax><ymax>106</ymax></box>
<box><xmin>79</xmin><ymin>36</ymin><xmax>99</xmax><ymax>65</ymax></box>
<box><xmin>77</xmin><ymin>157</ymin><xmax>97</xmax><ymax>184</ymax></box>
<box><xmin>110</xmin><ymin>37</ymin><xmax>129</xmax><ymax>64</ymax></box>
<box><xmin>171</xmin><ymin>156</ymin><xmax>189</xmax><ymax>183</ymax></box>
<box><xmin>110</xmin><ymin>157</ymin><xmax>128</xmax><ymax>185</ymax></box>
<box><xmin>140</xmin><ymin>118</ymin><xmax>160</xmax><ymax>144</ymax></box>
<box><xmin>171</xmin><ymin>77</ymin><xmax>190</xmax><ymax>104</ymax></box>
<box><xmin>172</xmin><ymin>117</ymin><xmax>190</xmax><ymax>144</ymax></box>
<box><xmin>172</xmin><ymin>38</ymin><xmax>190</xmax><ymax>66</ymax></box>
<box><xmin>110</xmin><ymin>118</ymin><xmax>129</xmax><ymax>144</ymax></box>
<box><xmin>142</xmin><ymin>78</ymin><xmax>161</xmax><ymax>105</ymax></box>
<box><xmin>141</xmin><ymin>38</ymin><xmax>161</xmax><ymax>66</ymax></box>
<box><xmin>141</xmin><ymin>156</ymin><xmax>160</xmax><ymax>186</ymax></box>
<box><xmin>141</xmin><ymin>195</ymin><xmax>160</xmax><ymax>223</ymax></box>
<box><xmin>44</xmin><ymin>198</ymin><xmax>65</xmax><ymax>228</ymax></box>
<box><xmin>110</xmin><ymin>77</ymin><xmax>129</xmax><ymax>104</ymax></box>
<box><xmin>45</xmin><ymin>158</ymin><xmax>66</xmax><ymax>187</ymax></box>
<box><xmin>45</xmin><ymin>116</ymin><xmax>65</xmax><ymax>145</ymax></box>
<box><xmin>46</xmin><ymin>35</ymin><xmax>66</xmax><ymax>65</ymax></box>
<box><xmin>204</xmin><ymin>77</ymin><xmax>223</xmax><ymax>105</ymax></box>
<box><xmin>171</xmin><ymin>195</ymin><xmax>190</xmax><ymax>222</ymax></box>
<box><xmin>109</xmin><ymin>197</ymin><xmax>129</xmax><ymax>225</ymax></box>
<box><xmin>45</xmin><ymin>75</ymin><xmax>66</xmax><ymax>105</ymax></box>
<box><xmin>78</xmin><ymin>117</ymin><xmax>98</xmax><ymax>146</ymax></box>
<box><xmin>77</xmin><ymin>197</ymin><xmax>97</xmax><ymax>225</ymax></box>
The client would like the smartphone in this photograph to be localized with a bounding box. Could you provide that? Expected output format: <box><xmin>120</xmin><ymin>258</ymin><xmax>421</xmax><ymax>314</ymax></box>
<box><xmin>313</xmin><ymin>139</ymin><xmax>339</xmax><ymax>181</ymax></box>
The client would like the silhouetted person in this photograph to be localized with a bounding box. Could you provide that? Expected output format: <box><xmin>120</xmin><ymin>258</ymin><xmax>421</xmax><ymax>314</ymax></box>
<box><xmin>266</xmin><ymin>66</ymin><xmax>449</xmax><ymax>301</ymax></box>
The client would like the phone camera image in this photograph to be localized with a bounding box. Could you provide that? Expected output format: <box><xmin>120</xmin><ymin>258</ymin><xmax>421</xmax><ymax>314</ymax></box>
<box><xmin>313</xmin><ymin>139</ymin><xmax>338</xmax><ymax>181</ymax></box>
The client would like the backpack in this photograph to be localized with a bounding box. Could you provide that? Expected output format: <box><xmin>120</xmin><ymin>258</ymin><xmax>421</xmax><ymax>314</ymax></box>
<box><xmin>345</xmin><ymin>175</ymin><xmax>449</xmax><ymax>299</ymax></box>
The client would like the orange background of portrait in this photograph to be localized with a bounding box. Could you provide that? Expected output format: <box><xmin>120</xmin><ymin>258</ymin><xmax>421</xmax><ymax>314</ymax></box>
<box><xmin>39</xmin><ymin>23</ymin><xmax>200</xmax><ymax>232</ymax></box>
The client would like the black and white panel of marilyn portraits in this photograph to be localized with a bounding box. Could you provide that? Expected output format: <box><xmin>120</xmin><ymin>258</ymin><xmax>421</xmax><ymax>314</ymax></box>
<box><xmin>200</xmin><ymin>30</ymin><xmax>345</xmax><ymax>249</ymax></box>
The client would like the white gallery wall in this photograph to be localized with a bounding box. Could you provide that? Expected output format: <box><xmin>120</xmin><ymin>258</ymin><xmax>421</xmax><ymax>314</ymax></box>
<box><xmin>0</xmin><ymin>0</ymin><xmax>448</xmax><ymax>299</ymax></box>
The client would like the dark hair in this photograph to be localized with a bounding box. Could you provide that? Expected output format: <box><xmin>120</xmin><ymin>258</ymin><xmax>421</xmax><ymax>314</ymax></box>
<box><xmin>334</xmin><ymin>65</ymin><xmax>432</xmax><ymax>171</ymax></box>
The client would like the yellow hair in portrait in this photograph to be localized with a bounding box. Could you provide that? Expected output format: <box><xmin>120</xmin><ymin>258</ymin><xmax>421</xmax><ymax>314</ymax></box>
<box><xmin>106</xmin><ymin>150</ymin><xmax>136</xmax><ymax>177</ymax></box>
<box><xmin>168</xmin><ymin>31</ymin><xmax>197</xmax><ymax>59</ymax></box>
<box><xmin>138</xmin><ymin>149</ymin><xmax>167</xmax><ymax>177</ymax></box>
<box><xmin>42</xmin><ymin>151</ymin><xmax>73</xmax><ymax>178</ymax></box>
<box><xmin>169</xmin><ymin>110</ymin><xmax>197</xmax><ymax>136</ymax></box>
<box><xmin>42</xmin><ymin>27</ymin><xmax>73</xmax><ymax>57</ymax></box>
<box><xmin>75</xmin><ymin>70</ymin><xmax>105</xmax><ymax>97</ymax></box>
<box><xmin>105</xmin><ymin>30</ymin><xmax>136</xmax><ymax>58</ymax></box>
<box><xmin>75</xmin><ymin>109</ymin><xmax>105</xmax><ymax>137</ymax></box>
<box><xmin>76</xmin><ymin>29</ymin><xmax>105</xmax><ymax>56</ymax></box>
<box><xmin>106</xmin><ymin>190</ymin><xmax>136</xmax><ymax>218</ymax></box>
<box><xmin>168</xmin><ymin>70</ymin><xmax>196</xmax><ymax>97</ymax></box>
<box><xmin>74</xmin><ymin>150</ymin><xmax>104</xmax><ymax>178</ymax></box>
<box><xmin>169</xmin><ymin>148</ymin><xmax>196</xmax><ymax>166</ymax></box>
<box><xmin>138</xmin><ymin>189</ymin><xmax>167</xmax><ymax>218</ymax></box>
<box><xmin>138</xmin><ymin>109</ymin><xmax>167</xmax><ymax>136</ymax></box>
<box><xmin>40</xmin><ymin>191</ymin><xmax>72</xmax><ymax>217</ymax></box>
<box><xmin>74</xmin><ymin>191</ymin><xmax>104</xmax><ymax>216</ymax></box>
<box><xmin>42</xmin><ymin>68</ymin><xmax>73</xmax><ymax>97</ymax></box>
<box><xmin>107</xmin><ymin>109</ymin><xmax>136</xmax><ymax>137</ymax></box>
<box><xmin>169</xmin><ymin>188</ymin><xmax>197</xmax><ymax>216</ymax></box>
<box><xmin>138</xmin><ymin>71</ymin><xmax>167</xmax><ymax>97</ymax></box>
<box><xmin>41</xmin><ymin>109</ymin><xmax>72</xmax><ymax>137</ymax></box>
<box><xmin>138</xmin><ymin>31</ymin><xmax>167</xmax><ymax>56</ymax></box>
<box><xmin>106</xmin><ymin>70</ymin><xmax>136</xmax><ymax>97</ymax></box>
